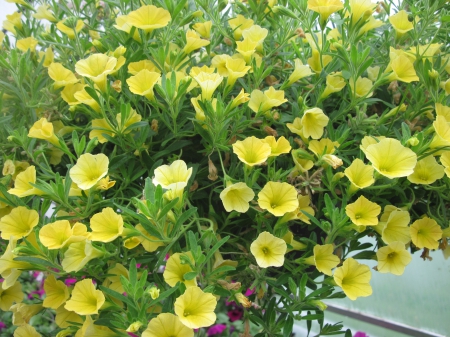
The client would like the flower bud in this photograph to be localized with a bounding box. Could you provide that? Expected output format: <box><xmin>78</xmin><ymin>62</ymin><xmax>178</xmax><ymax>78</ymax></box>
<box><xmin>148</xmin><ymin>287</ymin><xmax>160</xmax><ymax>300</ymax></box>
<box><xmin>112</xmin><ymin>80</ymin><xmax>122</xmax><ymax>93</ymax></box>
<box><xmin>126</xmin><ymin>321</ymin><xmax>143</xmax><ymax>333</ymax></box>
<box><xmin>406</xmin><ymin>136</ymin><xmax>419</xmax><ymax>147</ymax></box>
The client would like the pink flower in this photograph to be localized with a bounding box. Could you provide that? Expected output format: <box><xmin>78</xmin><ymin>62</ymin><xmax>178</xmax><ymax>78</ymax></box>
<box><xmin>354</xmin><ymin>332</ymin><xmax>368</xmax><ymax>337</ymax></box>
<box><xmin>207</xmin><ymin>324</ymin><xmax>227</xmax><ymax>336</ymax></box>
<box><xmin>28</xmin><ymin>289</ymin><xmax>45</xmax><ymax>299</ymax></box>
<box><xmin>0</xmin><ymin>322</ymin><xmax>6</xmax><ymax>330</ymax></box>
<box><xmin>227</xmin><ymin>309</ymin><xmax>243</xmax><ymax>322</ymax></box>
<box><xmin>244</xmin><ymin>288</ymin><xmax>255</xmax><ymax>296</ymax></box>
<box><xmin>64</xmin><ymin>278</ymin><xmax>77</xmax><ymax>286</ymax></box>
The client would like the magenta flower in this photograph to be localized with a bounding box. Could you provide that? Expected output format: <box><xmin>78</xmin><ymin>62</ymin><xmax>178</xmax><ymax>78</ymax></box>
<box><xmin>0</xmin><ymin>322</ymin><xmax>6</xmax><ymax>330</ymax></box>
<box><xmin>207</xmin><ymin>324</ymin><xmax>227</xmax><ymax>336</ymax></box>
<box><xmin>354</xmin><ymin>332</ymin><xmax>368</xmax><ymax>337</ymax></box>
<box><xmin>244</xmin><ymin>288</ymin><xmax>255</xmax><ymax>296</ymax></box>
<box><xmin>64</xmin><ymin>278</ymin><xmax>77</xmax><ymax>286</ymax></box>
<box><xmin>227</xmin><ymin>309</ymin><xmax>243</xmax><ymax>322</ymax></box>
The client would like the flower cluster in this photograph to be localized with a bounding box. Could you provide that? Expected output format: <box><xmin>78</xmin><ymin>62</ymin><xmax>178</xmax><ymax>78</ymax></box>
<box><xmin>0</xmin><ymin>0</ymin><xmax>449</xmax><ymax>336</ymax></box>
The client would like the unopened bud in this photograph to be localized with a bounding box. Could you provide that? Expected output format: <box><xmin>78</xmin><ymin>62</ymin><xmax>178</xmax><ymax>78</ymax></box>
<box><xmin>428</xmin><ymin>69</ymin><xmax>439</xmax><ymax>79</ymax></box>
<box><xmin>406</xmin><ymin>136</ymin><xmax>419</xmax><ymax>147</ymax></box>
<box><xmin>208</xmin><ymin>159</ymin><xmax>218</xmax><ymax>181</ymax></box>
<box><xmin>63</xmin><ymin>16</ymin><xmax>79</xmax><ymax>29</ymax></box>
<box><xmin>272</xmin><ymin>6</ymin><xmax>298</xmax><ymax>19</ymax></box>
<box><xmin>112</xmin><ymin>80</ymin><xmax>122</xmax><ymax>93</ymax></box>
<box><xmin>148</xmin><ymin>287</ymin><xmax>160</xmax><ymax>300</ymax></box>
<box><xmin>192</xmin><ymin>10</ymin><xmax>203</xmax><ymax>18</ymax></box>
<box><xmin>126</xmin><ymin>321</ymin><xmax>143</xmax><ymax>333</ymax></box>
<box><xmin>407</xmin><ymin>14</ymin><xmax>414</xmax><ymax>22</ymax></box>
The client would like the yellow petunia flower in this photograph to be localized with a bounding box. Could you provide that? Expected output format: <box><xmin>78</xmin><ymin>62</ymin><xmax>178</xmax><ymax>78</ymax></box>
<box><xmin>135</xmin><ymin>223</ymin><xmax>165</xmax><ymax>252</ymax></box>
<box><xmin>220</xmin><ymin>182</ymin><xmax>255</xmax><ymax>213</ymax></box>
<box><xmin>143</xmin><ymin>313</ymin><xmax>194</xmax><ymax>337</ymax></box>
<box><xmin>367</xmin><ymin>66</ymin><xmax>380</xmax><ymax>82</ymax></box>
<box><xmin>0</xmin><ymin>238</ymin><xmax>32</xmax><ymax>289</ymax></box>
<box><xmin>287</xmin><ymin>59</ymin><xmax>313</xmax><ymax>86</ymax></box>
<box><xmin>33</xmin><ymin>5</ymin><xmax>57</xmax><ymax>22</ymax></box>
<box><xmin>16</xmin><ymin>37</ymin><xmax>38</xmax><ymax>52</ymax></box>
<box><xmin>228</xmin><ymin>15</ymin><xmax>254</xmax><ymax>40</ymax></box>
<box><xmin>184</xmin><ymin>30</ymin><xmax>210</xmax><ymax>54</ymax></box>
<box><xmin>90</xmin><ymin>207</ymin><xmax>124</xmax><ymax>242</ymax></box>
<box><xmin>333</xmin><ymin>257</ymin><xmax>372</xmax><ymax>300</ymax></box>
<box><xmin>126</xmin><ymin>69</ymin><xmax>161</xmax><ymax>100</ymax></box>
<box><xmin>75</xmin><ymin>54</ymin><xmax>118</xmax><ymax>92</ymax></box>
<box><xmin>61</xmin><ymin>239</ymin><xmax>104</xmax><ymax>272</ymax></box>
<box><xmin>114</xmin><ymin>15</ymin><xmax>141</xmax><ymax>42</ymax></box>
<box><xmin>48</xmin><ymin>63</ymin><xmax>80</xmax><ymax>89</ymax></box>
<box><xmin>89</xmin><ymin>119</ymin><xmax>114</xmax><ymax>144</ymax></box>
<box><xmin>193</xmin><ymin>21</ymin><xmax>212</xmax><ymax>39</ymax></box>
<box><xmin>28</xmin><ymin>118</ymin><xmax>60</xmax><ymax>146</ymax></box>
<box><xmin>281</xmin><ymin>194</ymin><xmax>315</xmax><ymax>224</ymax></box>
<box><xmin>128</xmin><ymin>60</ymin><xmax>160</xmax><ymax>75</ymax></box>
<box><xmin>376</xmin><ymin>241</ymin><xmax>412</xmax><ymax>276</ymax></box>
<box><xmin>56</xmin><ymin>19</ymin><xmax>84</xmax><ymax>39</ymax></box>
<box><xmin>389</xmin><ymin>10</ymin><xmax>414</xmax><ymax>37</ymax></box>
<box><xmin>350</xmin><ymin>77</ymin><xmax>373</xmax><ymax>98</ymax></box>
<box><xmin>435</xmin><ymin>103</ymin><xmax>450</xmax><ymax>122</ymax></box>
<box><xmin>235</xmin><ymin>38</ymin><xmax>258</xmax><ymax>64</ymax></box>
<box><xmin>0</xmin><ymin>206</ymin><xmax>39</xmax><ymax>240</ymax></box>
<box><xmin>321</xmin><ymin>72</ymin><xmax>346</xmax><ymax>99</ymax></box>
<box><xmin>38</xmin><ymin>47</ymin><xmax>54</xmax><ymax>67</ymax></box>
<box><xmin>64</xmin><ymin>279</ymin><xmax>105</xmax><ymax>315</ymax></box>
<box><xmin>0</xmin><ymin>281</ymin><xmax>23</xmax><ymax>311</ymax></box>
<box><xmin>344</xmin><ymin>158</ymin><xmax>375</xmax><ymax>190</ymax></box>
<box><xmin>153</xmin><ymin>159</ymin><xmax>193</xmax><ymax>190</ymax></box>
<box><xmin>174</xmin><ymin>286</ymin><xmax>217</xmax><ymax>329</ymax></box>
<box><xmin>308</xmin><ymin>138</ymin><xmax>339</xmax><ymax>156</ymax></box>
<box><xmin>304</xmin><ymin>244</ymin><xmax>340</xmax><ymax>276</ymax></box>
<box><xmin>251</xmin><ymin>231</ymin><xmax>287</xmax><ymax>268</ymax></box>
<box><xmin>410</xmin><ymin>217</ymin><xmax>442</xmax><ymax>249</ymax></box>
<box><xmin>232</xmin><ymin>136</ymin><xmax>272</xmax><ymax>167</ymax></box>
<box><xmin>164</xmin><ymin>252</ymin><xmax>197</xmax><ymax>288</ymax></box>
<box><xmin>430</xmin><ymin>115</ymin><xmax>450</xmax><ymax>149</ymax></box>
<box><xmin>248</xmin><ymin>86</ymin><xmax>287</xmax><ymax>113</ymax></box>
<box><xmin>258</xmin><ymin>181</ymin><xmax>298</xmax><ymax>216</ymax></box>
<box><xmin>8</xmin><ymin>166</ymin><xmax>43</xmax><ymax>198</ymax></box>
<box><xmin>364</xmin><ymin>138</ymin><xmax>417</xmax><ymax>179</ymax></box>
<box><xmin>13</xmin><ymin>324</ymin><xmax>41</xmax><ymax>337</ymax></box>
<box><xmin>349</xmin><ymin>0</ymin><xmax>376</xmax><ymax>25</ymax></box>
<box><xmin>127</xmin><ymin>5</ymin><xmax>171</xmax><ymax>32</ymax></box>
<box><xmin>242</xmin><ymin>25</ymin><xmax>268</xmax><ymax>52</ymax></box>
<box><xmin>73</xmin><ymin>86</ymin><xmax>100</xmax><ymax>112</ymax></box>
<box><xmin>193</xmin><ymin>72</ymin><xmax>223</xmax><ymax>100</ymax></box>
<box><xmin>407</xmin><ymin>156</ymin><xmax>444</xmax><ymax>185</ymax></box>
<box><xmin>345</xmin><ymin>195</ymin><xmax>381</xmax><ymax>227</ymax></box>
<box><xmin>54</xmin><ymin>305</ymin><xmax>83</xmax><ymax>328</ymax></box>
<box><xmin>359</xmin><ymin>15</ymin><xmax>384</xmax><ymax>35</ymax></box>
<box><xmin>42</xmin><ymin>275</ymin><xmax>70</xmax><ymax>309</ymax></box>
<box><xmin>301</xmin><ymin>107</ymin><xmax>329</xmax><ymax>139</ymax></box>
<box><xmin>3</xmin><ymin>12</ymin><xmax>22</xmax><ymax>35</ymax></box>
<box><xmin>307</xmin><ymin>0</ymin><xmax>344</xmax><ymax>23</ymax></box>
<box><xmin>381</xmin><ymin>210</ymin><xmax>411</xmax><ymax>245</ymax></box>
<box><xmin>39</xmin><ymin>220</ymin><xmax>86</xmax><ymax>249</ymax></box>
<box><xmin>225</xmin><ymin>58</ymin><xmax>251</xmax><ymax>87</ymax></box>
<box><xmin>262</xmin><ymin>136</ymin><xmax>292</xmax><ymax>157</ymax></box>
<box><xmin>230</xmin><ymin>89</ymin><xmax>250</xmax><ymax>108</ymax></box>
<box><xmin>440</xmin><ymin>152</ymin><xmax>450</xmax><ymax>177</ymax></box>
<box><xmin>387</xmin><ymin>54</ymin><xmax>419</xmax><ymax>83</ymax></box>
<box><xmin>69</xmin><ymin>153</ymin><xmax>109</xmax><ymax>190</ymax></box>
<box><xmin>11</xmin><ymin>303</ymin><xmax>43</xmax><ymax>325</ymax></box>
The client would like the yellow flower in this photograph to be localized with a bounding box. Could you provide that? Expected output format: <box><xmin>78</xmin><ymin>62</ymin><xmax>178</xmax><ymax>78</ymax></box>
<box><xmin>95</xmin><ymin>176</ymin><xmax>116</xmax><ymax>190</ymax></box>
<box><xmin>232</xmin><ymin>136</ymin><xmax>272</xmax><ymax>166</ymax></box>
<box><xmin>306</xmin><ymin>244</ymin><xmax>340</xmax><ymax>276</ymax></box>
<box><xmin>8</xmin><ymin>165</ymin><xmax>43</xmax><ymax>197</ymax></box>
<box><xmin>3</xmin><ymin>12</ymin><xmax>22</xmax><ymax>35</ymax></box>
<box><xmin>164</xmin><ymin>252</ymin><xmax>197</xmax><ymax>288</ymax></box>
<box><xmin>193</xmin><ymin>72</ymin><xmax>223</xmax><ymax>100</ymax></box>
<box><xmin>114</xmin><ymin>15</ymin><xmax>141</xmax><ymax>42</ymax></box>
<box><xmin>54</xmin><ymin>306</ymin><xmax>83</xmax><ymax>328</ymax></box>
<box><xmin>126</xmin><ymin>69</ymin><xmax>161</xmax><ymax>100</ymax></box>
<box><xmin>387</xmin><ymin>54</ymin><xmax>419</xmax><ymax>83</ymax></box>
<box><xmin>61</xmin><ymin>83</ymin><xmax>84</xmax><ymax>107</ymax></box>
<box><xmin>184</xmin><ymin>30</ymin><xmax>210</xmax><ymax>54</ymax></box>
<box><xmin>225</xmin><ymin>58</ymin><xmax>251</xmax><ymax>87</ymax></box>
<box><xmin>235</xmin><ymin>38</ymin><xmax>258</xmax><ymax>64</ymax></box>
<box><xmin>349</xmin><ymin>0</ymin><xmax>376</xmax><ymax>25</ymax></box>
<box><xmin>440</xmin><ymin>152</ymin><xmax>450</xmax><ymax>177</ymax></box>
<box><xmin>307</xmin><ymin>0</ymin><xmax>344</xmax><ymax>22</ymax></box>
<box><xmin>0</xmin><ymin>281</ymin><xmax>23</xmax><ymax>311</ymax></box>
<box><xmin>143</xmin><ymin>313</ymin><xmax>194</xmax><ymax>337</ymax></box>
<box><xmin>103</xmin><ymin>263</ymin><xmax>129</xmax><ymax>294</ymax></box>
<box><xmin>435</xmin><ymin>103</ymin><xmax>450</xmax><ymax>122</ymax></box>
<box><xmin>48</xmin><ymin>63</ymin><xmax>79</xmax><ymax>89</ymax></box>
<box><xmin>281</xmin><ymin>194</ymin><xmax>315</xmax><ymax>224</ymax></box>
<box><xmin>39</xmin><ymin>220</ymin><xmax>86</xmax><ymax>249</ymax></box>
<box><xmin>308</xmin><ymin>49</ymin><xmax>332</xmax><ymax>73</ymax></box>
<box><xmin>0</xmin><ymin>239</ymin><xmax>32</xmax><ymax>289</ymax></box>
<box><xmin>135</xmin><ymin>223</ymin><xmax>165</xmax><ymax>252</ymax></box>
<box><xmin>345</xmin><ymin>195</ymin><xmax>381</xmax><ymax>227</ymax></box>
<box><xmin>407</xmin><ymin>156</ymin><xmax>444</xmax><ymax>185</ymax></box>
<box><xmin>250</xmin><ymin>231</ymin><xmax>287</xmax><ymax>268</ymax></box>
<box><xmin>13</xmin><ymin>324</ymin><xmax>41</xmax><ymax>337</ymax></box>
<box><xmin>128</xmin><ymin>60</ymin><xmax>160</xmax><ymax>75</ymax></box>
<box><xmin>367</xmin><ymin>66</ymin><xmax>380</xmax><ymax>82</ymax></box>
<box><xmin>410</xmin><ymin>217</ymin><xmax>442</xmax><ymax>249</ymax></box>
<box><xmin>75</xmin><ymin>54</ymin><xmax>118</xmax><ymax>92</ymax></box>
<box><xmin>364</xmin><ymin>138</ymin><xmax>417</xmax><ymax>179</ymax></box>
<box><xmin>350</xmin><ymin>77</ymin><xmax>373</xmax><ymax>98</ymax></box>
<box><xmin>90</xmin><ymin>207</ymin><xmax>124</xmax><ymax>242</ymax></box>
<box><xmin>61</xmin><ymin>239</ymin><xmax>104</xmax><ymax>272</ymax></box>
<box><xmin>376</xmin><ymin>241</ymin><xmax>412</xmax><ymax>276</ymax></box>
<box><xmin>42</xmin><ymin>275</ymin><xmax>70</xmax><ymax>309</ymax></box>
<box><xmin>153</xmin><ymin>160</ymin><xmax>193</xmax><ymax>189</ymax></box>
<box><xmin>359</xmin><ymin>15</ymin><xmax>384</xmax><ymax>35</ymax></box>
<box><xmin>344</xmin><ymin>158</ymin><xmax>375</xmax><ymax>190</ymax></box>
<box><xmin>89</xmin><ymin>119</ymin><xmax>114</xmax><ymax>144</ymax></box>
<box><xmin>65</xmin><ymin>279</ymin><xmax>105</xmax><ymax>315</ymax></box>
<box><xmin>230</xmin><ymin>89</ymin><xmax>250</xmax><ymax>108</ymax></box>
<box><xmin>56</xmin><ymin>19</ymin><xmax>84</xmax><ymax>39</ymax></box>
<box><xmin>127</xmin><ymin>5</ymin><xmax>171</xmax><ymax>32</ymax></box>
<box><xmin>321</xmin><ymin>72</ymin><xmax>346</xmax><ymax>99</ymax></box>
<box><xmin>258</xmin><ymin>181</ymin><xmax>298</xmax><ymax>216</ymax></box>
<box><xmin>73</xmin><ymin>86</ymin><xmax>101</xmax><ymax>112</ymax></box>
<box><xmin>28</xmin><ymin>118</ymin><xmax>60</xmax><ymax>146</ymax></box>
<box><xmin>333</xmin><ymin>257</ymin><xmax>372</xmax><ymax>300</ymax></box>
<box><xmin>220</xmin><ymin>182</ymin><xmax>255</xmax><ymax>213</ymax></box>
<box><xmin>308</xmin><ymin>138</ymin><xmax>339</xmax><ymax>156</ymax></box>
<box><xmin>228</xmin><ymin>15</ymin><xmax>254</xmax><ymax>40</ymax></box>
<box><xmin>381</xmin><ymin>210</ymin><xmax>411</xmax><ymax>245</ymax></box>
<box><xmin>241</xmin><ymin>25</ymin><xmax>268</xmax><ymax>52</ymax></box>
<box><xmin>69</xmin><ymin>153</ymin><xmax>109</xmax><ymax>190</ymax></box>
<box><xmin>301</xmin><ymin>107</ymin><xmax>329</xmax><ymax>139</ymax></box>
<box><xmin>322</xmin><ymin>154</ymin><xmax>343</xmax><ymax>169</ymax></box>
<box><xmin>0</xmin><ymin>206</ymin><xmax>39</xmax><ymax>240</ymax></box>
<box><xmin>193</xmin><ymin>21</ymin><xmax>212</xmax><ymax>39</ymax></box>
<box><xmin>174</xmin><ymin>286</ymin><xmax>217</xmax><ymax>329</ymax></box>
<box><xmin>430</xmin><ymin>115</ymin><xmax>450</xmax><ymax>149</ymax></box>
<box><xmin>282</xmin><ymin>231</ymin><xmax>307</xmax><ymax>251</ymax></box>
<box><xmin>16</xmin><ymin>37</ymin><xmax>38</xmax><ymax>52</ymax></box>
<box><xmin>389</xmin><ymin>10</ymin><xmax>414</xmax><ymax>36</ymax></box>
<box><xmin>287</xmin><ymin>59</ymin><xmax>313</xmax><ymax>86</ymax></box>
<box><xmin>262</xmin><ymin>136</ymin><xmax>292</xmax><ymax>156</ymax></box>
<box><xmin>38</xmin><ymin>47</ymin><xmax>54</xmax><ymax>67</ymax></box>
<box><xmin>248</xmin><ymin>86</ymin><xmax>287</xmax><ymax>113</ymax></box>
<box><xmin>33</xmin><ymin>5</ymin><xmax>57</xmax><ymax>22</ymax></box>
<box><xmin>11</xmin><ymin>302</ymin><xmax>43</xmax><ymax>325</ymax></box>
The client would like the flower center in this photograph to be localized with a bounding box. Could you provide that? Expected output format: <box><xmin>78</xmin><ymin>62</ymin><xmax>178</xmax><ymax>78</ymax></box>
<box><xmin>355</xmin><ymin>213</ymin><xmax>362</xmax><ymax>219</ymax></box>
<box><xmin>387</xmin><ymin>252</ymin><xmax>396</xmax><ymax>259</ymax></box>
<box><xmin>184</xmin><ymin>311</ymin><xmax>190</xmax><ymax>317</ymax></box>
<box><xmin>262</xmin><ymin>247</ymin><xmax>269</xmax><ymax>255</ymax></box>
